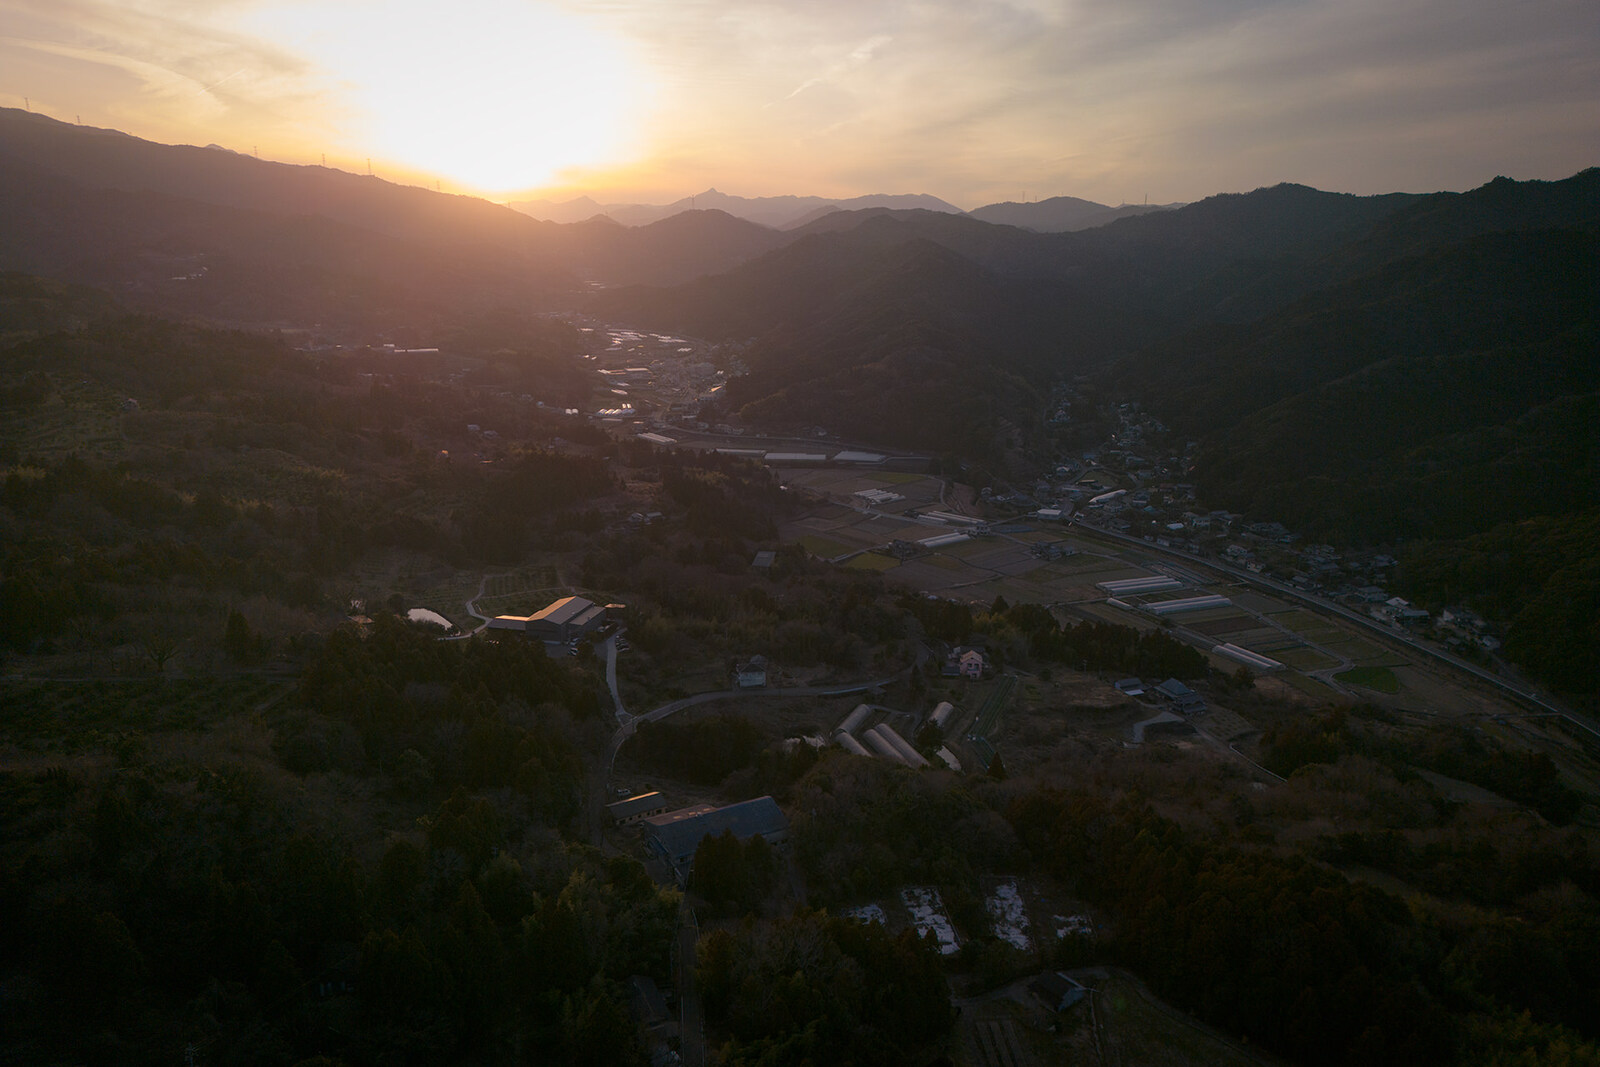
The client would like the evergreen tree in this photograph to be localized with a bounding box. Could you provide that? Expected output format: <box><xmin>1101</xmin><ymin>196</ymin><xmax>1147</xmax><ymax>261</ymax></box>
<box><xmin>224</xmin><ymin>608</ymin><xmax>255</xmax><ymax>662</ymax></box>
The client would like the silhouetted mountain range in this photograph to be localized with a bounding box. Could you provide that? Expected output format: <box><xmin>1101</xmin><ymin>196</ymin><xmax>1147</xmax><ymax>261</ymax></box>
<box><xmin>0</xmin><ymin>109</ymin><xmax>792</xmax><ymax>325</ymax></box>
<box><xmin>509</xmin><ymin>187</ymin><xmax>965</xmax><ymax>228</ymax></box>
<box><xmin>514</xmin><ymin>187</ymin><xmax>1184</xmax><ymax>234</ymax></box>
<box><xmin>967</xmin><ymin>195</ymin><xmax>1182</xmax><ymax>232</ymax></box>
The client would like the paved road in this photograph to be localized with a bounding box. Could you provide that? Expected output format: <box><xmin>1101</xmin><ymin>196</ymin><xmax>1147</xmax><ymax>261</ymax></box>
<box><xmin>446</xmin><ymin>573</ymin><xmax>508</xmax><ymax>640</ymax></box>
<box><xmin>678</xmin><ymin>907</ymin><xmax>704</xmax><ymax>1067</ymax></box>
<box><xmin>601</xmin><ymin>674</ymin><xmax>905</xmax><ymax>791</ymax></box>
<box><xmin>603</xmin><ymin>633</ymin><xmax>627</xmax><ymax>721</ymax></box>
<box><xmin>595</xmin><ymin>655</ymin><xmax>906</xmax><ymax>1064</ymax></box>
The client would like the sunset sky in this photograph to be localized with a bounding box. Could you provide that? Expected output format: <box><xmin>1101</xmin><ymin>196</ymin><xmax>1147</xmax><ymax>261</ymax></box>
<box><xmin>1</xmin><ymin>0</ymin><xmax>1595</xmax><ymax>208</ymax></box>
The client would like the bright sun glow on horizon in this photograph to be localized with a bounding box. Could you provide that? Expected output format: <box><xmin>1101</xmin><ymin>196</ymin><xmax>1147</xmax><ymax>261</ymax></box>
<box><xmin>1</xmin><ymin>0</ymin><xmax>1593</xmax><ymax>206</ymax></box>
<box><xmin>243</xmin><ymin>1</ymin><xmax>650</xmax><ymax>194</ymax></box>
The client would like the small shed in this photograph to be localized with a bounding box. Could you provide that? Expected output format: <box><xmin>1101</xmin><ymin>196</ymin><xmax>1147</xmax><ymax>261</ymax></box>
<box><xmin>1154</xmin><ymin>678</ymin><xmax>1206</xmax><ymax>715</ymax></box>
<box><xmin>735</xmin><ymin>655</ymin><xmax>768</xmax><ymax>688</ymax></box>
<box><xmin>1029</xmin><ymin>971</ymin><xmax>1087</xmax><ymax>1013</ymax></box>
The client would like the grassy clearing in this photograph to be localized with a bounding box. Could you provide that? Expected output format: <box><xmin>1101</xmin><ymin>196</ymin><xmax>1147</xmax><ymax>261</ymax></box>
<box><xmin>1314</xmin><ymin>633</ymin><xmax>1385</xmax><ymax>658</ymax></box>
<box><xmin>1097</xmin><ymin>973</ymin><xmax>1275</xmax><ymax>1067</ymax></box>
<box><xmin>1344</xmin><ymin>641</ymin><xmax>1401</xmax><ymax>666</ymax></box>
<box><xmin>1335</xmin><ymin>665</ymin><xmax>1402</xmax><ymax>693</ymax></box>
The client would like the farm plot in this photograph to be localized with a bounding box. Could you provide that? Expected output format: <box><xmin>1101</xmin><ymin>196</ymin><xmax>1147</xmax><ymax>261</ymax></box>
<box><xmin>843</xmin><ymin>552</ymin><xmax>901</xmax><ymax>571</ymax></box>
<box><xmin>1272</xmin><ymin>646</ymin><xmax>1343</xmax><ymax>671</ymax></box>
<box><xmin>1034</xmin><ymin>555</ymin><xmax>1134</xmax><ymax>578</ymax></box>
<box><xmin>1186</xmin><ymin>615</ymin><xmax>1261</xmax><ymax>636</ymax></box>
<box><xmin>1335</xmin><ymin>665</ymin><xmax>1402</xmax><ymax>693</ymax></box>
<box><xmin>795</xmin><ymin>533</ymin><xmax>856</xmax><ymax>558</ymax></box>
<box><xmin>1199</xmin><ymin>707</ymin><xmax>1255</xmax><ymax>740</ymax></box>
<box><xmin>1266</xmin><ymin>609</ymin><xmax>1328</xmax><ymax>632</ymax></box>
<box><xmin>1232</xmin><ymin>591</ymin><xmax>1294</xmax><ymax>613</ymax></box>
<box><xmin>1077</xmin><ymin>602</ymin><xmax>1161</xmax><ymax>629</ymax></box>
<box><xmin>987</xmin><ymin>880</ymin><xmax>1032</xmax><ymax>950</ymax></box>
<box><xmin>852</xmin><ymin>515</ymin><xmax>914</xmax><ymax>537</ymax></box>
<box><xmin>902</xmin><ymin>886</ymin><xmax>961</xmax><ymax>955</ymax></box>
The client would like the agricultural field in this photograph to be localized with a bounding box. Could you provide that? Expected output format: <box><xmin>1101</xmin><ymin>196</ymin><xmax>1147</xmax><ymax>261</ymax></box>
<box><xmin>954</xmin><ymin>969</ymin><xmax>1277</xmax><ymax>1067</ymax></box>
<box><xmin>0</xmin><ymin>676</ymin><xmax>291</xmax><ymax>753</ymax></box>
<box><xmin>794</xmin><ymin>533</ymin><xmax>857</xmax><ymax>559</ymax></box>
<box><xmin>1272</xmin><ymin>646</ymin><xmax>1343</xmax><ymax>671</ymax></box>
<box><xmin>843</xmin><ymin>552</ymin><xmax>902</xmax><ymax>571</ymax></box>
<box><xmin>779</xmin><ymin>499</ymin><xmax>1544</xmax><ymax>747</ymax></box>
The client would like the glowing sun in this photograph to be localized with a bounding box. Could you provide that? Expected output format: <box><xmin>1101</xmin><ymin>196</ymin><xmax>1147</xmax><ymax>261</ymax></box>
<box><xmin>251</xmin><ymin>1</ymin><xmax>648</xmax><ymax>192</ymax></box>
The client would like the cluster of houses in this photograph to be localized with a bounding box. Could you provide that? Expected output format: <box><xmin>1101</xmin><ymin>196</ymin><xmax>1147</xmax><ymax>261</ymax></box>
<box><xmin>1116</xmin><ymin>676</ymin><xmax>1207</xmax><ymax>715</ymax></box>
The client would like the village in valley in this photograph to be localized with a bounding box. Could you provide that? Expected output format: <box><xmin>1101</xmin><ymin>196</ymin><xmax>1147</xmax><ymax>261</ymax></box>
<box><xmin>1</xmin><ymin>62</ymin><xmax>1594</xmax><ymax>1065</ymax></box>
<box><xmin>385</xmin><ymin>325</ymin><xmax>1598</xmax><ymax>1066</ymax></box>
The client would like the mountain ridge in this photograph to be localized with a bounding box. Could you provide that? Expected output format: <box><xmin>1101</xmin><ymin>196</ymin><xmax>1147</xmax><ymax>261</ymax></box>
<box><xmin>509</xmin><ymin>187</ymin><xmax>966</xmax><ymax>229</ymax></box>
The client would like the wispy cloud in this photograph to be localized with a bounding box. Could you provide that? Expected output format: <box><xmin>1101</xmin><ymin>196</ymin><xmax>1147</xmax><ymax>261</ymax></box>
<box><xmin>780</xmin><ymin>32</ymin><xmax>892</xmax><ymax>103</ymax></box>
<box><xmin>2</xmin><ymin>0</ymin><xmax>1594</xmax><ymax>203</ymax></box>
<box><xmin>1</xmin><ymin>0</ymin><xmax>331</xmax><ymax>138</ymax></box>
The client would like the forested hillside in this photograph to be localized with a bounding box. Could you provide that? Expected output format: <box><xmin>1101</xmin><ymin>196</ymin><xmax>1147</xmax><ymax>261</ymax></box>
<box><xmin>596</xmin><ymin>168</ymin><xmax>1599</xmax><ymax>694</ymax></box>
<box><xmin>1136</xmin><ymin>229</ymin><xmax>1598</xmax><ymax>540</ymax></box>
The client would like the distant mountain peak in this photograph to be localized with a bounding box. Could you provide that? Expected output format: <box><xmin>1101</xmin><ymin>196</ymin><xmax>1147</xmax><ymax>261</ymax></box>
<box><xmin>508</xmin><ymin>187</ymin><xmax>962</xmax><ymax>229</ymax></box>
<box><xmin>966</xmin><ymin>194</ymin><xmax>1183</xmax><ymax>233</ymax></box>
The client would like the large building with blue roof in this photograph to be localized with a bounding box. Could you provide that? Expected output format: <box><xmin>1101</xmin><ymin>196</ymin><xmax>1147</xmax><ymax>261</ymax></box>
<box><xmin>641</xmin><ymin>797</ymin><xmax>790</xmax><ymax>883</ymax></box>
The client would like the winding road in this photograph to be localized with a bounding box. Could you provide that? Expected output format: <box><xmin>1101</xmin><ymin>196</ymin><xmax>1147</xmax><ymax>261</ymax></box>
<box><xmin>589</xmin><ymin>636</ymin><xmax>911</xmax><ymax>1067</ymax></box>
<box><xmin>445</xmin><ymin>573</ymin><xmax>508</xmax><ymax>640</ymax></box>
